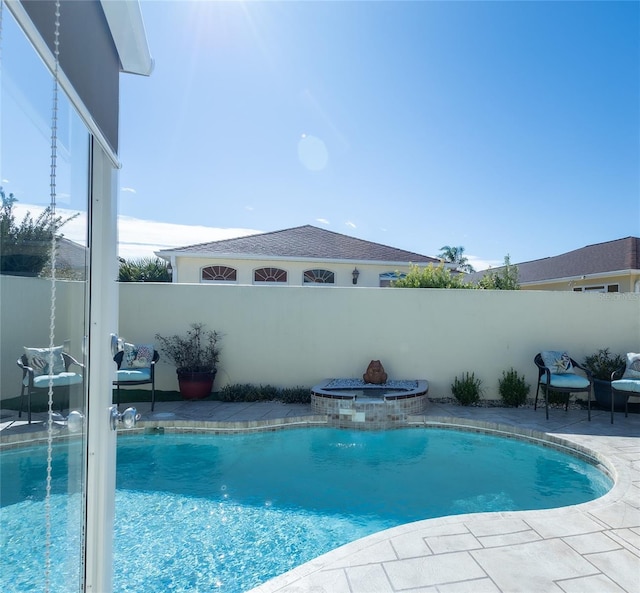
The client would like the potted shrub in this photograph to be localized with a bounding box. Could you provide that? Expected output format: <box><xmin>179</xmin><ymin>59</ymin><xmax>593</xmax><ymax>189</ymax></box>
<box><xmin>155</xmin><ymin>323</ymin><xmax>221</xmax><ymax>400</ymax></box>
<box><xmin>583</xmin><ymin>348</ymin><xmax>626</xmax><ymax>410</ymax></box>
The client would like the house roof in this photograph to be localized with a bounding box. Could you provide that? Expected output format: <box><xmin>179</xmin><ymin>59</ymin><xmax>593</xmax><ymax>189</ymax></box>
<box><xmin>56</xmin><ymin>237</ymin><xmax>88</xmax><ymax>271</ymax></box>
<box><xmin>156</xmin><ymin>225</ymin><xmax>440</xmax><ymax>264</ymax></box>
<box><xmin>470</xmin><ymin>237</ymin><xmax>640</xmax><ymax>284</ymax></box>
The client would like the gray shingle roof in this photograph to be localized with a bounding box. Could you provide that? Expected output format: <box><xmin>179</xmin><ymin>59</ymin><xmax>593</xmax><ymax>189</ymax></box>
<box><xmin>56</xmin><ymin>237</ymin><xmax>87</xmax><ymax>271</ymax></box>
<box><xmin>157</xmin><ymin>225</ymin><xmax>439</xmax><ymax>264</ymax></box>
<box><xmin>470</xmin><ymin>237</ymin><xmax>640</xmax><ymax>284</ymax></box>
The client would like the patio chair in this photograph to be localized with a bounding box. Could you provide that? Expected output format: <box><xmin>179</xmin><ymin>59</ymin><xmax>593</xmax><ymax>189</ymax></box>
<box><xmin>17</xmin><ymin>346</ymin><xmax>84</xmax><ymax>424</ymax></box>
<box><xmin>113</xmin><ymin>343</ymin><xmax>159</xmax><ymax>411</ymax></box>
<box><xmin>534</xmin><ymin>351</ymin><xmax>592</xmax><ymax>421</ymax></box>
<box><xmin>610</xmin><ymin>352</ymin><xmax>640</xmax><ymax>424</ymax></box>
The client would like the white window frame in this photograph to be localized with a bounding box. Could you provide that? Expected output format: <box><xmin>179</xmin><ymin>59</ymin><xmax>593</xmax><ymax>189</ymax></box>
<box><xmin>253</xmin><ymin>267</ymin><xmax>288</xmax><ymax>284</ymax></box>
<box><xmin>201</xmin><ymin>265</ymin><xmax>238</xmax><ymax>284</ymax></box>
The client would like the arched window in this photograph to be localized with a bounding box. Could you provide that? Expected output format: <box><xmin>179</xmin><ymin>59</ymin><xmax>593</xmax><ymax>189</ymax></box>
<box><xmin>201</xmin><ymin>265</ymin><xmax>237</xmax><ymax>282</ymax></box>
<box><xmin>254</xmin><ymin>267</ymin><xmax>287</xmax><ymax>283</ymax></box>
<box><xmin>303</xmin><ymin>269</ymin><xmax>335</xmax><ymax>284</ymax></box>
<box><xmin>379</xmin><ymin>271</ymin><xmax>406</xmax><ymax>287</ymax></box>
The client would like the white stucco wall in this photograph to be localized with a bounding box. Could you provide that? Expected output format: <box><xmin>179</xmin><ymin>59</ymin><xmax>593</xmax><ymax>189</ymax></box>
<box><xmin>0</xmin><ymin>276</ymin><xmax>86</xmax><ymax>402</ymax></box>
<box><xmin>115</xmin><ymin>283</ymin><xmax>640</xmax><ymax>400</ymax></box>
<box><xmin>4</xmin><ymin>278</ymin><xmax>638</xmax><ymax>403</ymax></box>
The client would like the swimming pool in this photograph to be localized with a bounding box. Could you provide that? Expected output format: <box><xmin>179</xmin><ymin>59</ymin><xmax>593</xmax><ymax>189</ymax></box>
<box><xmin>0</xmin><ymin>427</ymin><xmax>612</xmax><ymax>593</ymax></box>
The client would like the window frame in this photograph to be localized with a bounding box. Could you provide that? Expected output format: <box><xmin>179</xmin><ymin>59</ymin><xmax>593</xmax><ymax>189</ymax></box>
<box><xmin>201</xmin><ymin>265</ymin><xmax>238</xmax><ymax>284</ymax></box>
<box><xmin>253</xmin><ymin>266</ymin><xmax>288</xmax><ymax>284</ymax></box>
<box><xmin>303</xmin><ymin>268</ymin><xmax>335</xmax><ymax>285</ymax></box>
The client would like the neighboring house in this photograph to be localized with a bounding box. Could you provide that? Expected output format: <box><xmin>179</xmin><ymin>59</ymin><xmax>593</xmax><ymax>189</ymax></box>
<box><xmin>56</xmin><ymin>237</ymin><xmax>88</xmax><ymax>278</ymax></box>
<box><xmin>470</xmin><ymin>237</ymin><xmax>640</xmax><ymax>293</ymax></box>
<box><xmin>156</xmin><ymin>225</ymin><xmax>443</xmax><ymax>287</ymax></box>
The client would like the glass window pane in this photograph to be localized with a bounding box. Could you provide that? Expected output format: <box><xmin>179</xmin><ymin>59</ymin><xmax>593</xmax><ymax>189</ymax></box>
<box><xmin>0</xmin><ymin>10</ymin><xmax>91</xmax><ymax>593</ymax></box>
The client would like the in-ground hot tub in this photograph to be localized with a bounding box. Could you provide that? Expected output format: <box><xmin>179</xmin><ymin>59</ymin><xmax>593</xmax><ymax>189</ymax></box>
<box><xmin>312</xmin><ymin>379</ymin><xmax>429</xmax><ymax>428</ymax></box>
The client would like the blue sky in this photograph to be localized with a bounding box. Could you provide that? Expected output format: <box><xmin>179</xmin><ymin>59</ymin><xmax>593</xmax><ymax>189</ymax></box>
<box><xmin>116</xmin><ymin>0</ymin><xmax>639</xmax><ymax>269</ymax></box>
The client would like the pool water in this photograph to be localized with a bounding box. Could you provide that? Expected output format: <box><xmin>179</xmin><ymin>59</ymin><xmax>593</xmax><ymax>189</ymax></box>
<box><xmin>0</xmin><ymin>428</ymin><xmax>612</xmax><ymax>593</ymax></box>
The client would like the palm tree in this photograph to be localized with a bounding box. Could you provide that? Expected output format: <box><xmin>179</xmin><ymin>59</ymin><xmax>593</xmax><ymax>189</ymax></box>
<box><xmin>118</xmin><ymin>257</ymin><xmax>172</xmax><ymax>282</ymax></box>
<box><xmin>438</xmin><ymin>245</ymin><xmax>475</xmax><ymax>273</ymax></box>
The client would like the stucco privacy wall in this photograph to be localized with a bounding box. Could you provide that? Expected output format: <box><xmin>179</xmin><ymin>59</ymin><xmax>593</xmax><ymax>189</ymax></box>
<box><xmin>0</xmin><ymin>277</ymin><xmax>85</xmax><ymax>402</ymax></box>
<box><xmin>117</xmin><ymin>283</ymin><xmax>640</xmax><ymax>399</ymax></box>
<box><xmin>2</xmin><ymin>278</ymin><xmax>638</xmax><ymax>403</ymax></box>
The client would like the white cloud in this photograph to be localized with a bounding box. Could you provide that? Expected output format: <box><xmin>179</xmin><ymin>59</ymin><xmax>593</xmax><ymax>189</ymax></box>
<box><xmin>316</xmin><ymin>218</ymin><xmax>330</xmax><ymax>225</ymax></box>
<box><xmin>11</xmin><ymin>203</ymin><xmax>261</xmax><ymax>260</ymax></box>
<box><xmin>13</xmin><ymin>204</ymin><xmax>87</xmax><ymax>245</ymax></box>
<box><xmin>121</xmin><ymin>187</ymin><xmax>137</xmax><ymax>194</ymax></box>
<box><xmin>118</xmin><ymin>216</ymin><xmax>261</xmax><ymax>259</ymax></box>
<box><xmin>345</xmin><ymin>221</ymin><xmax>356</xmax><ymax>229</ymax></box>
<box><xmin>467</xmin><ymin>255</ymin><xmax>503</xmax><ymax>272</ymax></box>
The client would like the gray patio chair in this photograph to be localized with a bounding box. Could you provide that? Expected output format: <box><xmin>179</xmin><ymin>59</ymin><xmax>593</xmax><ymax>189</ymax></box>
<box><xmin>534</xmin><ymin>351</ymin><xmax>592</xmax><ymax>421</ymax></box>
<box><xmin>610</xmin><ymin>352</ymin><xmax>640</xmax><ymax>423</ymax></box>
<box><xmin>17</xmin><ymin>347</ymin><xmax>84</xmax><ymax>424</ymax></box>
<box><xmin>113</xmin><ymin>344</ymin><xmax>159</xmax><ymax>411</ymax></box>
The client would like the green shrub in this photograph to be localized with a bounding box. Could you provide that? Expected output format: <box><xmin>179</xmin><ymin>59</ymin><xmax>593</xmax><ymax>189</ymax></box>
<box><xmin>218</xmin><ymin>383</ymin><xmax>311</xmax><ymax>404</ymax></box>
<box><xmin>498</xmin><ymin>368</ymin><xmax>530</xmax><ymax>407</ymax></box>
<box><xmin>583</xmin><ymin>348</ymin><xmax>625</xmax><ymax>381</ymax></box>
<box><xmin>219</xmin><ymin>383</ymin><xmax>261</xmax><ymax>402</ymax></box>
<box><xmin>451</xmin><ymin>372</ymin><xmax>483</xmax><ymax>405</ymax></box>
<box><xmin>279</xmin><ymin>387</ymin><xmax>311</xmax><ymax>404</ymax></box>
<box><xmin>393</xmin><ymin>263</ymin><xmax>474</xmax><ymax>289</ymax></box>
<box><xmin>476</xmin><ymin>255</ymin><xmax>520</xmax><ymax>290</ymax></box>
<box><xmin>258</xmin><ymin>385</ymin><xmax>281</xmax><ymax>401</ymax></box>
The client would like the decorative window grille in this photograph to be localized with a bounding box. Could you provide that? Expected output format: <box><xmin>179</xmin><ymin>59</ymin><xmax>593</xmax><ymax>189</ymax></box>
<box><xmin>303</xmin><ymin>269</ymin><xmax>335</xmax><ymax>284</ymax></box>
<box><xmin>202</xmin><ymin>265</ymin><xmax>237</xmax><ymax>282</ymax></box>
<box><xmin>254</xmin><ymin>267</ymin><xmax>287</xmax><ymax>283</ymax></box>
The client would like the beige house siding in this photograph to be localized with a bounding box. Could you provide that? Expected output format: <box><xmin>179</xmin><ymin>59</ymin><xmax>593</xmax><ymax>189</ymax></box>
<box><xmin>172</xmin><ymin>255</ymin><xmax>418</xmax><ymax>288</ymax></box>
<box><xmin>523</xmin><ymin>271</ymin><xmax>640</xmax><ymax>293</ymax></box>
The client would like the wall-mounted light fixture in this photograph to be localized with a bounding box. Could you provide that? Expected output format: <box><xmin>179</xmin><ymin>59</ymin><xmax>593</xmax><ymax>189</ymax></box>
<box><xmin>352</xmin><ymin>268</ymin><xmax>360</xmax><ymax>285</ymax></box>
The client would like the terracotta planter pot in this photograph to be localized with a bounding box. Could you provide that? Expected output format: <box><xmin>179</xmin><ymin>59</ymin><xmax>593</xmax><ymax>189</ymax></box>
<box><xmin>177</xmin><ymin>369</ymin><xmax>216</xmax><ymax>400</ymax></box>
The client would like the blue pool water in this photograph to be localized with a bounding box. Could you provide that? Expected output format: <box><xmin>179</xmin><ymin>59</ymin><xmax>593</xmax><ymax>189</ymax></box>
<box><xmin>0</xmin><ymin>427</ymin><xmax>612</xmax><ymax>593</ymax></box>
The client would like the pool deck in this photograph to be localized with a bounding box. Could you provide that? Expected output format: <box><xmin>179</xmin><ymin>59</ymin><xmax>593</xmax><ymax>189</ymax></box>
<box><xmin>1</xmin><ymin>400</ymin><xmax>639</xmax><ymax>593</ymax></box>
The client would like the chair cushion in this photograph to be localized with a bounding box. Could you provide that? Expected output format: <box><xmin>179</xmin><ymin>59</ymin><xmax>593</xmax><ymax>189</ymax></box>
<box><xmin>24</xmin><ymin>346</ymin><xmax>66</xmax><ymax>377</ymax></box>
<box><xmin>31</xmin><ymin>372</ymin><xmax>83</xmax><ymax>388</ymax></box>
<box><xmin>612</xmin><ymin>379</ymin><xmax>640</xmax><ymax>394</ymax></box>
<box><xmin>116</xmin><ymin>368</ymin><xmax>151</xmax><ymax>382</ymax></box>
<box><xmin>622</xmin><ymin>352</ymin><xmax>640</xmax><ymax>380</ymax></box>
<box><xmin>540</xmin><ymin>373</ymin><xmax>590</xmax><ymax>389</ymax></box>
<box><xmin>540</xmin><ymin>351</ymin><xmax>573</xmax><ymax>374</ymax></box>
<box><xmin>122</xmin><ymin>343</ymin><xmax>154</xmax><ymax>370</ymax></box>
